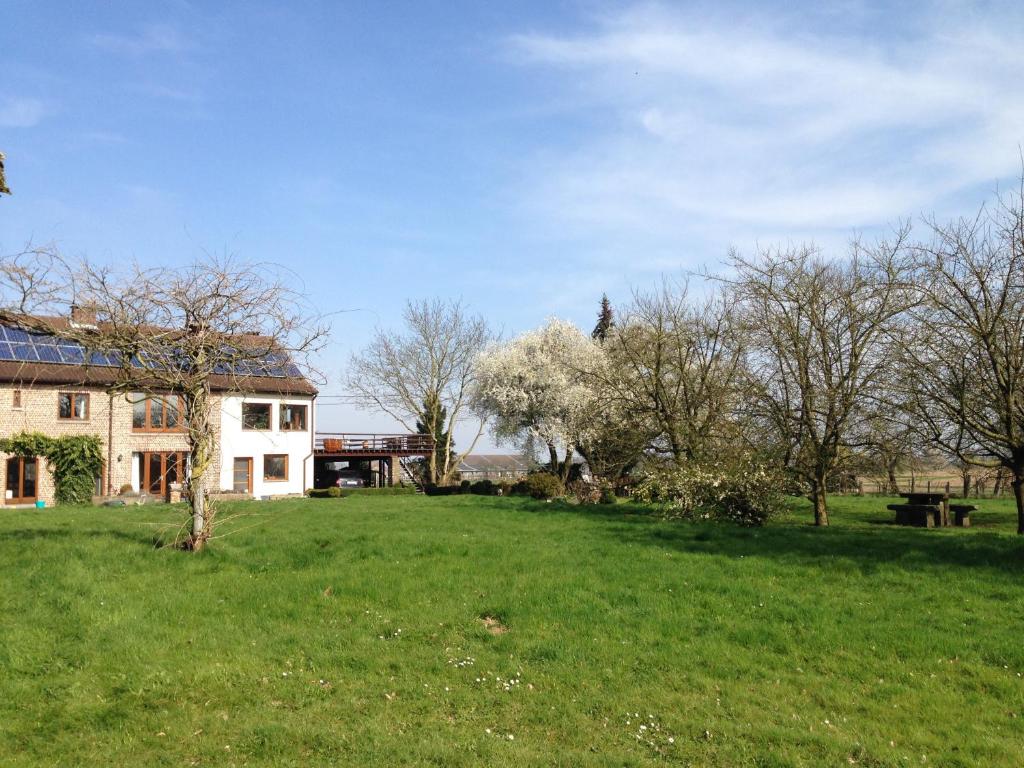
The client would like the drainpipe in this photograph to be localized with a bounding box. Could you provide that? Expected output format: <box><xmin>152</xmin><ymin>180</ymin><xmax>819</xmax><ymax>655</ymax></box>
<box><xmin>106</xmin><ymin>392</ymin><xmax>114</xmax><ymax>495</ymax></box>
<box><xmin>301</xmin><ymin>393</ymin><xmax>317</xmax><ymax>494</ymax></box>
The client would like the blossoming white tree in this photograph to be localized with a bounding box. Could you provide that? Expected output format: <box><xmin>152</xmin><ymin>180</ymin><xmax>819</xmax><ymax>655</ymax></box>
<box><xmin>474</xmin><ymin>319</ymin><xmax>605</xmax><ymax>481</ymax></box>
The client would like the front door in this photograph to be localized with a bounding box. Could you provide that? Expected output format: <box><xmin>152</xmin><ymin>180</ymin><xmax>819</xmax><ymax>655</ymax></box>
<box><xmin>6</xmin><ymin>456</ymin><xmax>37</xmax><ymax>504</ymax></box>
<box><xmin>138</xmin><ymin>452</ymin><xmax>181</xmax><ymax>497</ymax></box>
<box><xmin>232</xmin><ymin>457</ymin><xmax>253</xmax><ymax>494</ymax></box>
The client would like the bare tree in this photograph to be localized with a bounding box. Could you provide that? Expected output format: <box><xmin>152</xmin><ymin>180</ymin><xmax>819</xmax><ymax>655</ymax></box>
<box><xmin>902</xmin><ymin>182</ymin><xmax>1024</xmax><ymax>533</ymax></box>
<box><xmin>0</xmin><ymin>244</ymin><xmax>64</xmax><ymax>316</ymax></box>
<box><xmin>0</xmin><ymin>251</ymin><xmax>327</xmax><ymax>550</ymax></box>
<box><xmin>574</xmin><ymin>406</ymin><xmax>652</xmax><ymax>483</ymax></box>
<box><xmin>726</xmin><ymin>231</ymin><xmax>912</xmax><ymax>526</ymax></box>
<box><xmin>592</xmin><ymin>280</ymin><xmax>745</xmax><ymax>466</ymax></box>
<box><xmin>845</xmin><ymin>380</ymin><xmax>923</xmax><ymax>495</ymax></box>
<box><xmin>347</xmin><ymin>299</ymin><xmax>492</xmax><ymax>485</ymax></box>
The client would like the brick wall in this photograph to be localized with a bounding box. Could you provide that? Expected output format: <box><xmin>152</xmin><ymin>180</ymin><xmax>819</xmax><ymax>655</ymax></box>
<box><xmin>0</xmin><ymin>385</ymin><xmax>223</xmax><ymax>505</ymax></box>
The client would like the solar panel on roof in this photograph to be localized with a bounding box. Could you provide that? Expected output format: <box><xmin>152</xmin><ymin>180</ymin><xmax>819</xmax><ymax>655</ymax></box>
<box><xmin>88</xmin><ymin>351</ymin><xmax>117</xmax><ymax>367</ymax></box>
<box><xmin>36</xmin><ymin>345</ymin><xmax>61</xmax><ymax>363</ymax></box>
<box><xmin>0</xmin><ymin>323</ymin><xmax>305</xmax><ymax>382</ymax></box>
<box><xmin>58</xmin><ymin>346</ymin><xmax>85</xmax><ymax>365</ymax></box>
<box><xmin>11</xmin><ymin>343</ymin><xmax>38</xmax><ymax>362</ymax></box>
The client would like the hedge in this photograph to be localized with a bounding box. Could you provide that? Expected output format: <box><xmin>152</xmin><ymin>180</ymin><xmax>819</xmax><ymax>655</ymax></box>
<box><xmin>306</xmin><ymin>486</ymin><xmax>417</xmax><ymax>498</ymax></box>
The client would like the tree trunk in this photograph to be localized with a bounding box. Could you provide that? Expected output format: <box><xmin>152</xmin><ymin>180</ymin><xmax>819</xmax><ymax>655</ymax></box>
<box><xmin>994</xmin><ymin>469</ymin><xmax>1005</xmax><ymax>497</ymax></box>
<box><xmin>886</xmin><ymin>462</ymin><xmax>900</xmax><ymax>495</ymax></box>
<box><xmin>961</xmin><ymin>471</ymin><xmax>971</xmax><ymax>500</ymax></box>
<box><xmin>183</xmin><ymin>386</ymin><xmax>215</xmax><ymax>551</ymax></box>
<box><xmin>810</xmin><ymin>476</ymin><xmax>829</xmax><ymax>526</ymax></box>
<box><xmin>1012</xmin><ymin>470</ymin><xmax>1024</xmax><ymax>535</ymax></box>
<box><xmin>547</xmin><ymin>442</ymin><xmax>559</xmax><ymax>475</ymax></box>
<box><xmin>560</xmin><ymin>446</ymin><xmax>573</xmax><ymax>484</ymax></box>
<box><xmin>428</xmin><ymin>440</ymin><xmax>438</xmax><ymax>485</ymax></box>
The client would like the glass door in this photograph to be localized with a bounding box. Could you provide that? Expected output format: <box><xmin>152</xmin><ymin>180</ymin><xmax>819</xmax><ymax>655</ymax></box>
<box><xmin>138</xmin><ymin>452</ymin><xmax>181</xmax><ymax>497</ymax></box>
<box><xmin>232</xmin><ymin>457</ymin><xmax>253</xmax><ymax>494</ymax></box>
<box><xmin>6</xmin><ymin>456</ymin><xmax>37</xmax><ymax>504</ymax></box>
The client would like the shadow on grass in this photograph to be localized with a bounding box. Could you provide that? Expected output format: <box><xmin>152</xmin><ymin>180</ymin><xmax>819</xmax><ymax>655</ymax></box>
<box><xmin>0</xmin><ymin>526</ymin><xmax>167</xmax><ymax>548</ymax></box>
<box><xmin>489</xmin><ymin>496</ymin><xmax>1024</xmax><ymax>575</ymax></box>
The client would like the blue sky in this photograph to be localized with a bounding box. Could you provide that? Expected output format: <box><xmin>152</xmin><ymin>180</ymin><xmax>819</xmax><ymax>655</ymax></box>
<box><xmin>2</xmin><ymin>0</ymin><xmax>1023</xmax><ymax>448</ymax></box>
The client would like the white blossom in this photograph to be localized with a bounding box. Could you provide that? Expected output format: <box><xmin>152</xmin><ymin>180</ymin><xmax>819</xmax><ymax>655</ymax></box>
<box><xmin>474</xmin><ymin>319</ymin><xmax>606</xmax><ymax>451</ymax></box>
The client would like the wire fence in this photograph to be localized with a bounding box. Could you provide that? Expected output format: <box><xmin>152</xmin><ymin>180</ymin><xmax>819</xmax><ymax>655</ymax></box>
<box><xmin>844</xmin><ymin>477</ymin><xmax>1011</xmax><ymax>499</ymax></box>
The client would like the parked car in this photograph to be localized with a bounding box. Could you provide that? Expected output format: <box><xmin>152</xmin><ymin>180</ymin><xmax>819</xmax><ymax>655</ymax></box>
<box><xmin>334</xmin><ymin>470</ymin><xmax>365</xmax><ymax>488</ymax></box>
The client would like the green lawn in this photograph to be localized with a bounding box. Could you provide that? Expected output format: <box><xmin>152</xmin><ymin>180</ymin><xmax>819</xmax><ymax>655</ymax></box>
<box><xmin>1</xmin><ymin>493</ymin><xmax>1022</xmax><ymax>766</ymax></box>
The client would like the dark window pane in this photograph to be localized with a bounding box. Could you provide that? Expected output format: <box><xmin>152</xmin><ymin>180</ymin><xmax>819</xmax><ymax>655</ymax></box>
<box><xmin>264</xmin><ymin>454</ymin><xmax>287</xmax><ymax>480</ymax></box>
<box><xmin>132</xmin><ymin>395</ymin><xmax>146</xmax><ymax>428</ymax></box>
<box><xmin>149</xmin><ymin>398</ymin><xmax>164</xmax><ymax>429</ymax></box>
<box><xmin>6</xmin><ymin>457</ymin><xmax>19</xmax><ymax>495</ymax></box>
<box><xmin>59</xmin><ymin>393</ymin><xmax>72</xmax><ymax>418</ymax></box>
<box><xmin>280</xmin><ymin>404</ymin><xmax>307</xmax><ymax>431</ymax></box>
<box><xmin>148</xmin><ymin>453</ymin><xmax>162</xmax><ymax>494</ymax></box>
<box><xmin>243</xmin><ymin>403</ymin><xmax>271</xmax><ymax>430</ymax></box>
<box><xmin>22</xmin><ymin>458</ymin><xmax>36</xmax><ymax>497</ymax></box>
<box><xmin>165</xmin><ymin>397</ymin><xmax>179</xmax><ymax>428</ymax></box>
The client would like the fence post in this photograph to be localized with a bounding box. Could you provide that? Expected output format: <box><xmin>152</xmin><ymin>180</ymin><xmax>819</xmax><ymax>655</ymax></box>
<box><xmin>927</xmin><ymin>479</ymin><xmax>931</xmax><ymax>493</ymax></box>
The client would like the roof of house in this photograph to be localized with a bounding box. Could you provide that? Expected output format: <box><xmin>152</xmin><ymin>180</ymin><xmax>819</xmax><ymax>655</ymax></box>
<box><xmin>457</xmin><ymin>454</ymin><xmax>536</xmax><ymax>473</ymax></box>
<box><xmin>0</xmin><ymin>321</ymin><xmax>318</xmax><ymax>396</ymax></box>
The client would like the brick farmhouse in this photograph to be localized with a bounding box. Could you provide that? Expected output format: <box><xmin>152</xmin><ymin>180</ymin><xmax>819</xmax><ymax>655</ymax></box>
<box><xmin>0</xmin><ymin>318</ymin><xmax>317</xmax><ymax>505</ymax></box>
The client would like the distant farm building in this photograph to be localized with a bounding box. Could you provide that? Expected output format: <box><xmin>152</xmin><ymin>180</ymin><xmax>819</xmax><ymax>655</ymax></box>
<box><xmin>457</xmin><ymin>454</ymin><xmax>535</xmax><ymax>481</ymax></box>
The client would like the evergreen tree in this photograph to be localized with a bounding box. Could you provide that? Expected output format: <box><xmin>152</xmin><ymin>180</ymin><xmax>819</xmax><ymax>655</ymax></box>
<box><xmin>414</xmin><ymin>393</ymin><xmax>454</xmax><ymax>484</ymax></box>
<box><xmin>592</xmin><ymin>294</ymin><xmax>614</xmax><ymax>341</ymax></box>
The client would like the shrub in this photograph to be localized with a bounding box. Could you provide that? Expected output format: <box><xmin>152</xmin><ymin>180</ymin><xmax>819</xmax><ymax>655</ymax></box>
<box><xmin>338</xmin><ymin>486</ymin><xmax>416</xmax><ymax>497</ymax></box>
<box><xmin>570</xmin><ymin>479</ymin><xmax>600</xmax><ymax>504</ymax></box>
<box><xmin>633</xmin><ymin>460</ymin><xmax>783</xmax><ymax>526</ymax></box>
<box><xmin>308</xmin><ymin>486</ymin><xmax>416</xmax><ymax>498</ymax></box>
<box><xmin>306</xmin><ymin>487</ymin><xmax>343</xmax><ymax>498</ymax></box>
<box><xmin>571</xmin><ymin>479</ymin><xmax>619</xmax><ymax>505</ymax></box>
<box><xmin>470</xmin><ymin>479</ymin><xmax>497</xmax><ymax>495</ymax></box>
<box><xmin>119</xmin><ymin>483</ymin><xmax>135</xmax><ymax>495</ymax></box>
<box><xmin>509</xmin><ymin>479</ymin><xmax>531</xmax><ymax>496</ymax></box>
<box><xmin>523</xmin><ymin>472</ymin><xmax>565</xmax><ymax>500</ymax></box>
<box><xmin>424</xmin><ymin>484</ymin><xmax>461</xmax><ymax>496</ymax></box>
<box><xmin>460</xmin><ymin>480</ymin><xmax>472</xmax><ymax>493</ymax></box>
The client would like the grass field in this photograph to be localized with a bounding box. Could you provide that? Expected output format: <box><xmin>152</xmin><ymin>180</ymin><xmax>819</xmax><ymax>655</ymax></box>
<box><xmin>1</xmin><ymin>493</ymin><xmax>1022</xmax><ymax>766</ymax></box>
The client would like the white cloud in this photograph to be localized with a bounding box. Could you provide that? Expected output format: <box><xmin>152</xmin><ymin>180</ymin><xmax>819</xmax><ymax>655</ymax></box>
<box><xmin>508</xmin><ymin>3</ymin><xmax>1024</xmax><ymax>243</ymax></box>
<box><xmin>89</xmin><ymin>23</ymin><xmax>187</xmax><ymax>56</ymax></box>
<box><xmin>0</xmin><ymin>97</ymin><xmax>48</xmax><ymax>128</ymax></box>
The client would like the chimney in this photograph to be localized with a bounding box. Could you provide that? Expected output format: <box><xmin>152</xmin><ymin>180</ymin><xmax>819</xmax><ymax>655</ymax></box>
<box><xmin>70</xmin><ymin>303</ymin><xmax>98</xmax><ymax>327</ymax></box>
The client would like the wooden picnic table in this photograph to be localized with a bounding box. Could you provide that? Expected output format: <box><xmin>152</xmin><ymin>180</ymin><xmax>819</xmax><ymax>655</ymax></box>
<box><xmin>887</xmin><ymin>492</ymin><xmax>976</xmax><ymax>528</ymax></box>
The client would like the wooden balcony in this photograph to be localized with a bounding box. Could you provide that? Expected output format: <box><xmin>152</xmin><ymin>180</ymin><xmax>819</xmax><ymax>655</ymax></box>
<box><xmin>314</xmin><ymin>432</ymin><xmax>434</xmax><ymax>457</ymax></box>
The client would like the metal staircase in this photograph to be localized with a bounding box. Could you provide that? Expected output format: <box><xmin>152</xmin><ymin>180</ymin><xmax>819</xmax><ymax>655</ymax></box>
<box><xmin>398</xmin><ymin>456</ymin><xmax>426</xmax><ymax>494</ymax></box>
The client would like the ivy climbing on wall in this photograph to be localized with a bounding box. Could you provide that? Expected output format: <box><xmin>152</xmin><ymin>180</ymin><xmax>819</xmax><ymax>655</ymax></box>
<box><xmin>0</xmin><ymin>432</ymin><xmax>105</xmax><ymax>505</ymax></box>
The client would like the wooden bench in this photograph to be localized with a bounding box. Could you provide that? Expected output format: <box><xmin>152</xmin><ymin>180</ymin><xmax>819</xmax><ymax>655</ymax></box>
<box><xmin>887</xmin><ymin>503</ymin><xmax>939</xmax><ymax>528</ymax></box>
<box><xmin>950</xmin><ymin>504</ymin><xmax>977</xmax><ymax>527</ymax></box>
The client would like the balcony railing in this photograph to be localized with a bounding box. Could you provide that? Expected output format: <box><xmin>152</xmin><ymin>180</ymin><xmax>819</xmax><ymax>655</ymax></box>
<box><xmin>314</xmin><ymin>433</ymin><xmax>435</xmax><ymax>455</ymax></box>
